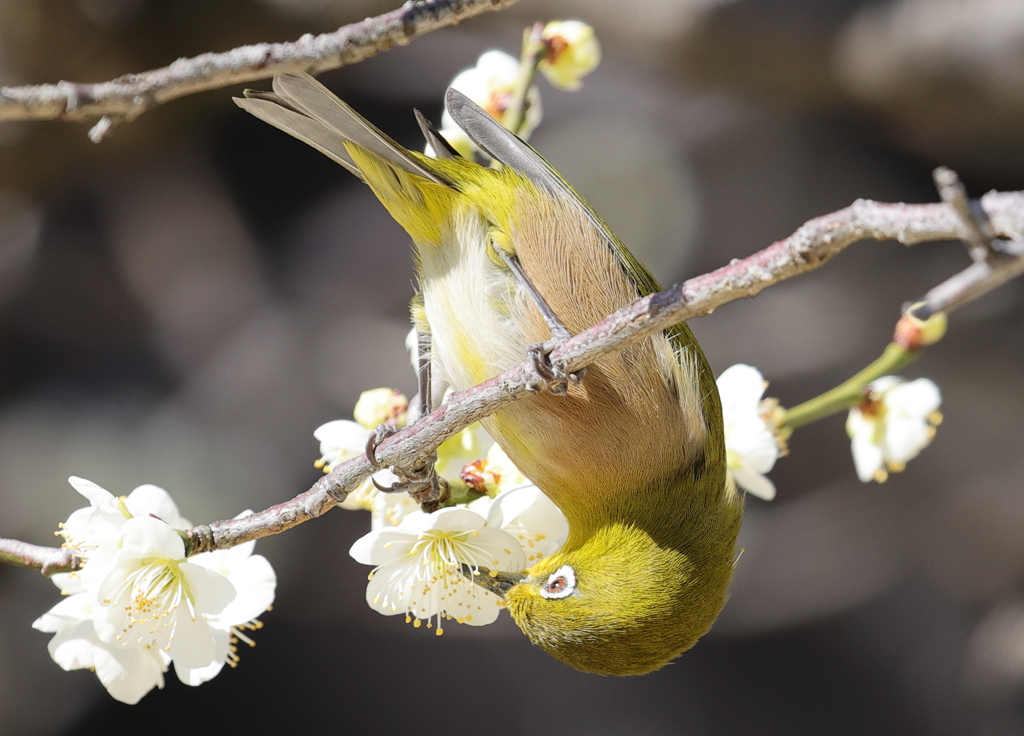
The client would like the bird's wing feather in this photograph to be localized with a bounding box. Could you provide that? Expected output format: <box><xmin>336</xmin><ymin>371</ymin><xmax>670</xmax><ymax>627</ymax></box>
<box><xmin>444</xmin><ymin>88</ymin><xmax>696</xmax><ymax>355</ymax></box>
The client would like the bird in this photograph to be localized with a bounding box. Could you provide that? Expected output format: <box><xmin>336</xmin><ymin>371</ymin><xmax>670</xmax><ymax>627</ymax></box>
<box><xmin>236</xmin><ymin>72</ymin><xmax>743</xmax><ymax>676</ymax></box>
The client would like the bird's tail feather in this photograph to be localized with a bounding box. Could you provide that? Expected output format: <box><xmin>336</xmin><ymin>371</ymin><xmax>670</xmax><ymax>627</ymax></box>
<box><xmin>234</xmin><ymin>72</ymin><xmax>450</xmax><ymax>187</ymax></box>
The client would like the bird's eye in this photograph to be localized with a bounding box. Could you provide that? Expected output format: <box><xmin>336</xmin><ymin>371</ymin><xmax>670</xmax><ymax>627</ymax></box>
<box><xmin>540</xmin><ymin>565</ymin><xmax>576</xmax><ymax>599</ymax></box>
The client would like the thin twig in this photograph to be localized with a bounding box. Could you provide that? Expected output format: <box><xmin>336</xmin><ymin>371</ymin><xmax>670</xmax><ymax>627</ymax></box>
<box><xmin>503</xmin><ymin>21</ymin><xmax>545</xmax><ymax>137</ymax></box>
<box><xmin>910</xmin><ymin>171</ymin><xmax>1024</xmax><ymax>319</ymax></box>
<box><xmin>912</xmin><ymin>238</ymin><xmax>1024</xmax><ymax>319</ymax></box>
<box><xmin>8</xmin><ymin>187</ymin><xmax>1024</xmax><ymax>569</ymax></box>
<box><xmin>0</xmin><ymin>0</ymin><xmax>521</xmax><ymax>141</ymax></box>
<box><xmin>933</xmin><ymin>166</ymin><xmax>998</xmax><ymax>260</ymax></box>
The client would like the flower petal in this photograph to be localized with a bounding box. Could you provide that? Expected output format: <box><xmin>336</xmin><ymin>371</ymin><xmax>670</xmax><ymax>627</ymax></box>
<box><xmin>884</xmin><ymin>417</ymin><xmax>931</xmax><ymax>463</ymax></box>
<box><xmin>455</xmin><ymin>589</ymin><xmax>504</xmax><ymax>626</ymax></box>
<box><xmin>717</xmin><ymin>364</ymin><xmax>766</xmax><ymax>413</ymax></box>
<box><xmin>850</xmin><ymin>428</ymin><xmax>885</xmax><ymax>483</ymax></box>
<box><xmin>421</xmin><ymin>507</ymin><xmax>488</xmax><ymax>534</ymax></box>
<box><xmin>208</xmin><ymin>554</ymin><xmax>276</xmax><ymax>626</ymax></box>
<box><xmin>314</xmin><ymin>420</ymin><xmax>372</xmax><ymax>471</ymax></box>
<box><xmin>119</xmin><ymin>516</ymin><xmax>186</xmax><ymax>560</ymax></box>
<box><xmin>730</xmin><ymin>467</ymin><xmax>777</xmax><ymax>501</ymax></box>
<box><xmin>49</xmin><ymin>571</ymin><xmax>87</xmax><ymax>596</ymax></box>
<box><xmin>725</xmin><ymin>422</ymin><xmax>778</xmax><ymax>471</ymax></box>
<box><xmin>349</xmin><ymin>528</ymin><xmax>417</xmax><ymax>566</ymax></box>
<box><xmin>173</xmin><ymin>628</ymin><xmax>230</xmax><ymax>686</ymax></box>
<box><xmin>33</xmin><ymin>591</ymin><xmax>93</xmax><ymax>628</ymax></box>
<box><xmin>179</xmin><ymin>562</ymin><xmax>236</xmax><ymax>617</ymax></box>
<box><xmin>68</xmin><ymin>476</ymin><xmax>120</xmax><ymax>514</ymax></box>
<box><xmin>46</xmin><ymin>618</ymin><xmax>101</xmax><ymax>672</ymax></box>
<box><xmin>124</xmin><ymin>485</ymin><xmax>190</xmax><ymax>529</ymax></box>
<box><xmin>370</xmin><ymin>490</ymin><xmax>419</xmax><ymax>530</ymax></box>
<box><xmin>888</xmin><ymin>378</ymin><xmax>941</xmax><ymax>415</ymax></box>
<box><xmin>486</xmin><ymin>485</ymin><xmax>568</xmax><ymax>558</ymax></box>
<box><xmin>92</xmin><ymin>643</ymin><xmax>167</xmax><ymax>705</ymax></box>
<box><xmin>471</xmin><ymin>527</ymin><xmax>528</xmax><ymax>571</ymax></box>
<box><xmin>167</xmin><ymin>611</ymin><xmax>219</xmax><ymax>670</ymax></box>
<box><xmin>365</xmin><ymin>562</ymin><xmax>421</xmax><ymax>617</ymax></box>
<box><xmin>314</xmin><ymin>419</ymin><xmax>369</xmax><ymax>451</ymax></box>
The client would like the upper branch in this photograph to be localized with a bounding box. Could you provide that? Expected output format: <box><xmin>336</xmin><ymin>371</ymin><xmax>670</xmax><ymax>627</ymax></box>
<box><xmin>0</xmin><ymin>0</ymin><xmax>521</xmax><ymax>141</ymax></box>
<box><xmin>184</xmin><ymin>189</ymin><xmax>1024</xmax><ymax>556</ymax></box>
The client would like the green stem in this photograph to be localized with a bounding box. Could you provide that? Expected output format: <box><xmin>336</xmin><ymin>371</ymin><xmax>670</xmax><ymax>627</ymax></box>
<box><xmin>501</xmin><ymin>22</ymin><xmax>546</xmax><ymax>140</ymax></box>
<box><xmin>779</xmin><ymin>342</ymin><xmax>920</xmax><ymax>431</ymax></box>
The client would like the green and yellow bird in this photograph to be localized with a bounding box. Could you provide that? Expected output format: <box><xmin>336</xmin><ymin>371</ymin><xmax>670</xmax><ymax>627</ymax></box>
<box><xmin>237</xmin><ymin>72</ymin><xmax>743</xmax><ymax>676</ymax></box>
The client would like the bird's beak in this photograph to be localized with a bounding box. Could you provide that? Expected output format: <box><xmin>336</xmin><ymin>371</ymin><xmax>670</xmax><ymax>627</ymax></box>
<box><xmin>460</xmin><ymin>564</ymin><xmax>526</xmax><ymax>599</ymax></box>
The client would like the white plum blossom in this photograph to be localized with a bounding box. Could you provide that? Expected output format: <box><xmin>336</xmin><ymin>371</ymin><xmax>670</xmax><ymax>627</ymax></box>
<box><xmin>847</xmin><ymin>376</ymin><xmax>942</xmax><ymax>483</ymax></box>
<box><xmin>350</xmin><ymin>507</ymin><xmax>525</xmax><ymax>631</ymax></box>
<box><xmin>337</xmin><ymin>384</ymin><xmax>568</xmax><ymax>632</ymax></box>
<box><xmin>717</xmin><ymin>364</ymin><xmax>780</xmax><ymax>501</ymax></box>
<box><xmin>315</xmin><ymin>418</ymin><xmax>376</xmax><ymax>472</ymax></box>
<box><xmin>57</xmin><ymin>477</ymin><xmax>190</xmax><ymax>568</ymax></box>
<box><xmin>539</xmin><ymin>21</ymin><xmax>601</xmax><ymax>91</ymax></box>
<box><xmin>33</xmin><ymin>478</ymin><xmax>275</xmax><ymax>704</ymax></box>
<box><xmin>33</xmin><ymin>576</ymin><xmax>168</xmax><ymax>705</ymax></box>
<box><xmin>87</xmin><ymin>516</ymin><xmax>236</xmax><ymax>672</ymax></box>
<box><xmin>349</xmin><ymin>486</ymin><xmax>567</xmax><ymax>630</ymax></box>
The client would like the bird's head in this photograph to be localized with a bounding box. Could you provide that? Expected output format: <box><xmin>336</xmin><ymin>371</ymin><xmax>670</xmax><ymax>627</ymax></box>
<box><xmin>472</xmin><ymin>520</ymin><xmax>737</xmax><ymax>676</ymax></box>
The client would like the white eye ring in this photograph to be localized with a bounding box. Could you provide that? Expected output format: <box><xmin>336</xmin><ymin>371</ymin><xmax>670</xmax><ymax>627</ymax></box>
<box><xmin>539</xmin><ymin>565</ymin><xmax>576</xmax><ymax>600</ymax></box>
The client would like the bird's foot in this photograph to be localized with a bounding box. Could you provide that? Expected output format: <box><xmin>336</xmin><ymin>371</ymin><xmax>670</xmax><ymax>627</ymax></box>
<box><xmin>365</xmin><ymin>424</ymin><xmax>450</xmax><ymax>513</ymax></box>
<box><xmin>375</xmin><ymin>455</ymin><xmax>450</xmax><ymax>513</ymax></box>
<box><xmin>526</xmin><ymin>329</ymin><xmax>585</xmax><ymax>396</ymax></box>
<box><xmin>365</xmin><ymin>423</ymin><xmax>399</xmax><ymax>470</ymax></box>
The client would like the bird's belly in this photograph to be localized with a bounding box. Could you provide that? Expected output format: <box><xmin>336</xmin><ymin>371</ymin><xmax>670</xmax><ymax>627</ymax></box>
<box><xmin>418</xmin><ymin>215</ymin><xmax>527</xmax><ymax>392</ymax></box>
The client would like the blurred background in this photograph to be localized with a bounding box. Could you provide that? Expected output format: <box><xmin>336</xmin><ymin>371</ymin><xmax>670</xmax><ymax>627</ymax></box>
<box><xmin>2</xmin><ymin>0</ymin><xmax>1024</xmax><ymax>733</ymax></box>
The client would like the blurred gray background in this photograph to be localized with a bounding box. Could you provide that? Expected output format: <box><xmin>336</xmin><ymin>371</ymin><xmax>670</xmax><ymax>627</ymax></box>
<box><xmin>2</xmin><ymin>0</ymin><xmax>1024</xmax><ymax>734</ymax></box>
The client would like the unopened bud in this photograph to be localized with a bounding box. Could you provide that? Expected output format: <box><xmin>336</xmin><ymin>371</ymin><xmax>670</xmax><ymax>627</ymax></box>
<box><xmin>894</xmin><ymin>305</ymin><xmax>947</xmax><ymax>350</ymax></box>
<box><xmin>539</xmin><ymin>21</ymin><xmax>601</xmax><ymax>91</ymax></box>
<box><xmin>460</xmin><ymin>459</ymin><xmax>500</xmax><ymax>495</ymax></box>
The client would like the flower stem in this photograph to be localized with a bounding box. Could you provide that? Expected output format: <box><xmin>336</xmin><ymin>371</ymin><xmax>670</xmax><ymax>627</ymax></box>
<box><xmin>501</xmin><ymin>22</ymin><xmax>546</xmax><ymax>139</ymax></box>
<box><xmin>778</xmin><ymin>342</ymin><xmax>920</xmax><ymax>431</ymax></box>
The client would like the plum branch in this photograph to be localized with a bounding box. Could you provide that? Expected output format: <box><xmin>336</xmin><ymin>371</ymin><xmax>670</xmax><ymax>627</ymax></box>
<box><xmin>0</xmin><ymin>0</ymin><xmax>522</xmax><ymax>142</ymax></box>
